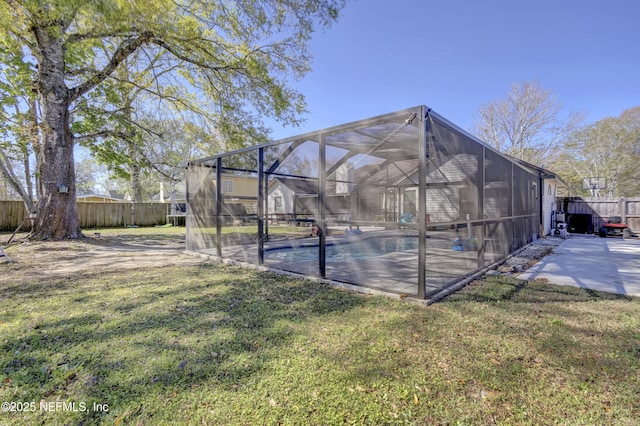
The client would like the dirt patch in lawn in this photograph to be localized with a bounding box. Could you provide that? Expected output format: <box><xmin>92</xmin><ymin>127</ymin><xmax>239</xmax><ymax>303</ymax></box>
<box><xmin>0</xmin><ymin>231</ymin><xmax>206</xmax><ymax>282</ymax></box>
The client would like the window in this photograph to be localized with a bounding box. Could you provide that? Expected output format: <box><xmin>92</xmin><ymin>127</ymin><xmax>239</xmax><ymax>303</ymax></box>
<box><xmin>274</xmin><ymin>196</ymin><xmax>283</xmax><ymax>213</ymax></box>
<box><xmin>548</xmin><ymin>184</ymin><xmax>551</xmax><ymax>196</ymax></box>
<box><xmin>222</xmin><ymin>179</ymin><xmax>234</xmax><ymax>194</ymax></box>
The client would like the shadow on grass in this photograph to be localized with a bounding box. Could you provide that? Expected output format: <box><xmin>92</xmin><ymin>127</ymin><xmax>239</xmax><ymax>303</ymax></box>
<box><xmin>4</xmin><ymin>231</ymin><xmax>185</xmax><ymax>252</ymax></box>
<box><xmin>81</xmin><ymin>233</ymin><xmax>185</xmax><ymax>250</ymax></box>
<box><xmin>0</xmin><ymin>263</ymin><xmax>365</xmax><ymax>424</ymax></box>
<box><xmin>430</xmin><ymin>276</ymin><xmax>640</xmax><ymax>422</ymax></box>
<box><xmin>443</xmin><ymin>275</ymin><xmax>635</xmax><ymax>304</ymax></box>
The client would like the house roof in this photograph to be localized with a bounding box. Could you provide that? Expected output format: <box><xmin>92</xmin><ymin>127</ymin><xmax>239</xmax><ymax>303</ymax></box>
<box><xmin>270</xmin><ymin>177</ymin><xmax>318</xmax><ymax>195</ymax></box>
<box><xmin>76</xmin><ymin>193</ymin><xmax>126</xmax><ymax>202</ymax></box>
<box><xmin>511</xmin><ymin>158</ymin><xmax>568</xmax><ymax>188</ymax></box>
<box><xmin>354</xmin><ymin>159</ymin><xmax>419</xmax><ymax>187</ymax></box>
<box><xmin>354</xmin><ymin>154</ymin><xmax>480</xmax><ymax>187</ymax></box>
<box><xmin>108</xmin><ymin>190</ymin><xmax>130</xmax><ymax>200</ymax></box>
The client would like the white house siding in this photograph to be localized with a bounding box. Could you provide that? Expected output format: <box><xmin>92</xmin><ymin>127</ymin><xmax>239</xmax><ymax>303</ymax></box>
<box><xmin>268</xmin><ymin>183</ymin><xmax>295</xmax><ymax>214</ymax></box>
<box><xmin>542</xmin><ymin>179</ymin><xmax>558</xmax><ymax>236</ymax></box>
<box><xmin>426</xmin><ymin>187</ymin><xmax>459</xmax><ymax>222</ymax></box>
<box><xmin>335</xmin><ymin>163</ymin><xmax>355</xmax><ymax>195</ymax></box>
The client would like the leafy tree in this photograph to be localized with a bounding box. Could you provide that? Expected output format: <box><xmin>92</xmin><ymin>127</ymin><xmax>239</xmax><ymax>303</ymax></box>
<box><xmin>74</xmin><ymin>158</ymin><xmax>101</xmax><ymax>194</ymax></box>
<box><xmin>0</xmin><ymin>0</ymin><xmax>345</xmax><ymax>239</ymax></box>
<box><xmin>557</xmin><ymin>106</ymin><xmax>640</xmax><ymax>197</ymax></box>
<box><xmin>149</xmin><ymin>120</ymin><xmax>212</xmax><ymax>172</ymax></box>
<box><xmin>472</xmin><ymin>81</ymin><xmax>583</xmax><ymax>166</ymax></box>
<box><xmin>77</xmin><ymin>115</ymin><xmax>218</xmax><ymax>202</ymax></box>
<box><xmin>73</xmin><ymin>49</ymin><xmax>194</xmax><ymax>202</ymax></box>
<box><xmin>140</xmin><ymin>116</ymin><xmax>220</xmax><ymax>199</ymax></box>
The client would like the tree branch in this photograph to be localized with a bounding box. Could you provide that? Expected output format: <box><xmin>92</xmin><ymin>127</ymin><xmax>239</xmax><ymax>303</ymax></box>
<box><xmin>73</xmin><ymin>130</ymin><xmax>130</xmax><ymax>144</ymax></box>
<box><xmin>68</xmin><ymin>31</ymin><xmax>155</xmax><ymax>102</ymax></box>
<box><xmin>149</xmin><ymin>37</ymin><xmax>242</xmax><ymax>72</ymax></box>
<box><xmin>65</xmin><ymin>28</ymin><xmax>139</xmax><ymax>45</ymax></box>
<box><xmin>0</xmin><ymin>143</ymin><xmax>35</xmax><ymax>212</ymax></box>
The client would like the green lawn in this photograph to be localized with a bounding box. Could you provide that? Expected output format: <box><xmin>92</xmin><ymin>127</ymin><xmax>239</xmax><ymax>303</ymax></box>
<box><xmin>0</xmin><ymin>232</ymin><xmax>639</xmax><ymax>425</ymax></box>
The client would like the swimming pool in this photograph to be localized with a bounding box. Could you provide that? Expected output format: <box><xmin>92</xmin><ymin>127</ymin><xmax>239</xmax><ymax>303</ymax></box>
<box><xmin>265</xmin><ymin>237</ymin><xmax>419</xmax><ymax>262</ymax></box>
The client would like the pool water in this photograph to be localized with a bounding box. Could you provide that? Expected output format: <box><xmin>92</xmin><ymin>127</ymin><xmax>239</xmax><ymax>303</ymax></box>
<box><xmin>265</xmin><ymin>237</ymin><xmax>419</xmax><ymax>262</ymax></box>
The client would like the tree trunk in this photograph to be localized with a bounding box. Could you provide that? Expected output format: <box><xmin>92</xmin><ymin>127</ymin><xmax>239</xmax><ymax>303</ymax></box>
<box><xmin>35</xmin><ymin>116</ymin><xmax>81</xmax><ymax>239</ymax></box>
<box><xmin>32</xmin><ymin>23</ymin><xmax>81</xmax><ymax>240</ymax></box>
<box><xmin>131</xmin><ymin>161</ymin><xmax>143</xmax><ymax>202</ymax></box>
<box><xmin>129</xmin><ymin>134</ymin><xmax>143</xmax><ymax>202</ymax></box>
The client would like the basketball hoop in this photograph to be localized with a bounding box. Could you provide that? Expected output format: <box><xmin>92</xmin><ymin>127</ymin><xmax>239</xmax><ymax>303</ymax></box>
<box><xmin>582</xmin><ymin>177</ymin><xmax>606</xmax><ymax>197</ymax></box>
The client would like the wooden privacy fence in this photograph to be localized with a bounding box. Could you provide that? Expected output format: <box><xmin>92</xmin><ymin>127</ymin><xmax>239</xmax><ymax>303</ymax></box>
<box><xmin>0</xmin><ymin>201</ymin><xmax>26</xmax><ymax>232</ymax></box>
<box><xmin>560</xmin><ymin>197</ymin><xmax>640</xmax><ymax>234</ymax></box>
<box><xmin>77</xmin><ymin>202</ymin><xmax>169</xmax><ymax>228</ymax></box>
<box><xmin>0</xmin><ymin>201</ymin><xmax>171</xmax><ymax>231</ymax></box>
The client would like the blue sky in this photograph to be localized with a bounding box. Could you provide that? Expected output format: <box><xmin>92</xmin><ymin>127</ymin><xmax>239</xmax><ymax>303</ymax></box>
<box><xmin>267</xmin><ymin>0</ymin><xmax>640</xmax><ymax>140</ymax></box>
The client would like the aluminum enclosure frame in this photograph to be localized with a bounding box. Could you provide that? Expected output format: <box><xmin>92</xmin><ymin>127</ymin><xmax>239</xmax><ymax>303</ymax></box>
<box><xmin>186</xmin><ymin>105</ymin><xmax>543</xmax><ymax>300</ymax></box>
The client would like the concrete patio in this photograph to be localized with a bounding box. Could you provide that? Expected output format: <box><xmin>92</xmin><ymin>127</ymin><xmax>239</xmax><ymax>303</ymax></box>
<box><xmin>517</xmin><ymin>234</ymin><xmax>640</xmax><ymax>297</ymax></box>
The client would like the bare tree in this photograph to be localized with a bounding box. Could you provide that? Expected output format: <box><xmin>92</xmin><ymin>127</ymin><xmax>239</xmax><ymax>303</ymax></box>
<box><xmin>472</xmin><ymin>81</ymin><xmax>583</xmax><ymax>166</ymax></box>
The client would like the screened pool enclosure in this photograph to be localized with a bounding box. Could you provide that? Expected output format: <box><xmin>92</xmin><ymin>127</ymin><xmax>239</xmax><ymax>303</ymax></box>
<box><xmin>186</xmin><ymin>106</ymin><xmax>543</xmax><ymax>299</ymax></box>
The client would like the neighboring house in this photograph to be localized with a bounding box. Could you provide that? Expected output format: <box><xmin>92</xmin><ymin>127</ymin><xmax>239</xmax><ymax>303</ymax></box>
<box><xmin>159</xmin><ymin>175</ymin><xmax>259</xmax><ymax>218</ymax></box>
<box><xmin>268</xmin><ymin>177</ymin><xmax>318</xmax><ymax>217</ymax></box>
<box><xmin>76</xmin><ymin>194</ymin><xmax>126</xmax><ymax>203</ymax></box>
<box><xmin>161</xmin><ymin>175</ymin><xmax>258</xmax><ymax>206</ymax></box>
<box><xmin>216</xmin><ymin>175</ymin><xmax>259</xmax><ymax>210</ymax></box>
<box><xmin>267</xmin><ymin>176</ymin><xmax>354</xmax><ymax>221</ymax></box>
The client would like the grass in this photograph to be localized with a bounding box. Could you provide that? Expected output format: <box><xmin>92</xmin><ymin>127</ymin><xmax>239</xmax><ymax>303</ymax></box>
<box><xmin>0</xmin><ymin>229</ymin><xmax>639</xmax><ymax>425</ymax></box>
<box><xmin>0</xmin><ymin>226</ymin><xmax>188</xmax><ymax>245</ymax></box>
<box><xmin>190</xmin><ymin>224</ymin><xmax>313</xmax><ymax>235</ymax></box>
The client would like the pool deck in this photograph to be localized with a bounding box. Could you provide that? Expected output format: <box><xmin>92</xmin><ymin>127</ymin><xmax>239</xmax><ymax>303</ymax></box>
<box><xmin>194</xmin><ymin>230</ymin><xmax>486</xmax><ymax>299</ymax></box>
